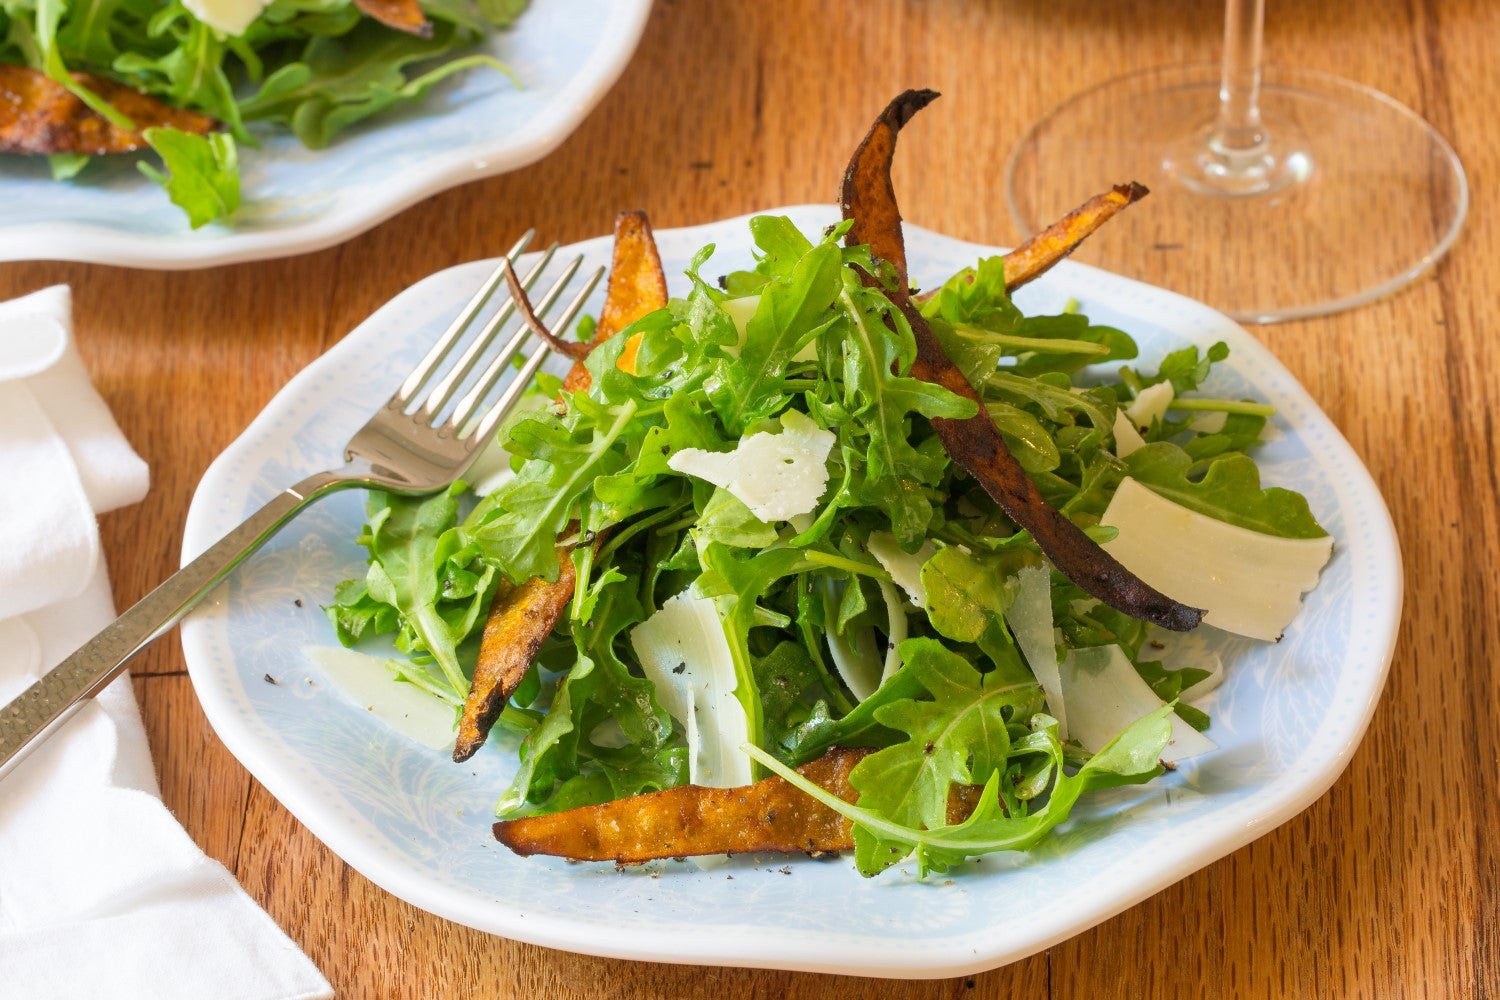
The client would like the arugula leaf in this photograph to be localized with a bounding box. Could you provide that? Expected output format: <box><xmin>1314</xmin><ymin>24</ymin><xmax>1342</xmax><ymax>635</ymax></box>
<box><xmin>139</xmin><ymin>126</ymin><xmax>240</xmax><ymax>228</ymax></box>
<box><xmin>831</xmin><ymin>274</ymin><xmax>975</xmax><ymax>545</ymax></box>
<box><xmin>329</xmin><ymin>486</ymin><xmax>494</xmax><ymax>700</ymax></box>
<box><xmin>497</xmin><ymin>553</ymin><xmax>678</xmax><ymax>816</ymax></box>
<box><xmin>1125</xmin><ymin>444</ymin><xmax>1327</xmax><ymax>538</ymax></box>
<box><xmin>848</xmin><ymin>638</ymin><xmax>1041</xmax><ymax>873</ymax></box>
<box><xmin>747</xmin><ymin>703</ymin><xmax>1171</xmax><ymax>877</ymax></box>
<box><xmin>708</xmin><ymin>237</ymin><xmax>843</xmax><ymax>436</ymax></box>
<box><xmin>238</xmin><ymin>22</ymin><xmax>514</xmax><ymax>149</ymax></box>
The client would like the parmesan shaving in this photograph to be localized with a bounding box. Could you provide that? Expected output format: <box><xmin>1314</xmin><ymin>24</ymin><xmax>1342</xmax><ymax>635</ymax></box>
<box><xmin>1003</xmin><ymin>564</ymin><xmax>1066</xmax><ymax>738</ymax></box>
<box><xmin>629</xmin><ymin>590</ymin><xmax>752</xmax><ymax>787</ymax></box>
<box><xmin>1125</xmin><ymin>381</ymin><xmax>1174</xmax><ymax>432</ymax></box>
<box><xmin>1112</xmin><ymin>409</ymin><xmax>1147</xmax><ymax>458</ymax></box>
<box><xmin>668</xmin><ymin>409</ymin><xmax>834</xmax><ymax>522</ymax></box>
<box><xmin>1100</xmin><ymin>477</ymin><xmax>1334</xmax><ymax>641</ymax></box>
<box><xmin>1059</xmin><ymin>644</ymin><xmax>1216</xmax><ymax>764</ymax></box>
<box><xmin>867</xmin><ymin>531</ymin><xmax>937</xmax><ymax>608</ymax></box>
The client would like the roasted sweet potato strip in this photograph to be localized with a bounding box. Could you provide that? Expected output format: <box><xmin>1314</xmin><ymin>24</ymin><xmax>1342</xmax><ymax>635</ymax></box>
<box><xmin>999</xmin><ymin>182</ymin><xmax>1148</xmax><ymax>292</ymax></box>
<box><xmin>916</xmin><ymin>183</ymin><xmax>1150</xmax><ymax>304</ymax></box>
<box><xmin>495</xmin><ymin>747</ymin><xmax>872</xmax><ymax>861</ymax></box>
<box><xmin>453</xmin><ymin>213</ymin><xmax>668</xmax><ymax>762</ymax></box>
<box><xmin>0</xmin><ymin>65</ymin><xmax>220</xmax><ymax>156</ymax></box>
<box><xmin>353</xmin><ymin>0</ymin><xmax>432</xmax><ymax>37</ymax></box>
<box><xmin>453</xmin><ymin>544</ymin><xmax>576</xmax><ymax>761</ymax></box>
<box><xmin>841</xmin><ymin>90</ymin><xmax>1204</xmax><ymax>632</ymax></box>
<box><xmin>494</xmin><ymin>746</ymin><xmax>987</xmax><ymax>862</ymax></box>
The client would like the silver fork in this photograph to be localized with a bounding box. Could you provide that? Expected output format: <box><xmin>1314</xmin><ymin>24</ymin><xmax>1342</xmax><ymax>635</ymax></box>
<box><xmin>0</xmin><ymin>235</ymin><xmax>602</xmax><ymax>782</ymax></box>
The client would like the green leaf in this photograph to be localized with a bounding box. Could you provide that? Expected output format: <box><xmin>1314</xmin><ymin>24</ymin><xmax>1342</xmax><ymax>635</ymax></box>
<box><xmin>343</xmin><ymin>486</ymin><xmax>487</xmax><ymax>700</ymax></box>
<box><xmin>139</xmin><ymin>127</ymin><xmax>240</xmax><ymax>228</ymax></box>
<box><xmin>239</xmin><ymin>21</ymin><xmax>516</xmax><ymax>149</ymax></box>
<box><xmin>745</xmin><ymin>703</ymin><xmax>1170</xmax><ymax>877</ymax></box>
<box><xmin>1125</xmin><ymin>444</ymin><xmax>1327</xmax><ymax>538</ymax></box>
<box><xmin>709</xmin><ymin>239</ymin><xmax>843</xmax><ymax>435</ymax></box>
<box><xmin>849</xmin><ymin>638</ymin><xmax>1040</xmax><ymax>873</ymax></box>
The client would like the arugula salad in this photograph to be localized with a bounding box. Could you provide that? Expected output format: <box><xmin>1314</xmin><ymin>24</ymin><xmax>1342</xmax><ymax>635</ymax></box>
<box><xmin>327</xmin><ymin>209</ymin><xmax>1334</xmax><ymax>877</ymax></box>
<box><xmin>0</xmin><ymin>0</ymin><xmax>526</xmax><ymax>225</ymax></box>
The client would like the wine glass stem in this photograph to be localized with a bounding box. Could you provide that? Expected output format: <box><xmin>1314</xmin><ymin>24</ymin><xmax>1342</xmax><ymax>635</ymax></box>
<box><xmin>1212</xmin><ymin>0</ymin><xmax>1268</xmax><ymax>156</ymax></box>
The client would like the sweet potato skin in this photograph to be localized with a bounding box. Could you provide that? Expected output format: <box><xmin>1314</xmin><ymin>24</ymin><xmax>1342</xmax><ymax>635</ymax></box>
<box><xmin>353</xmin><ymin>0</ymin><xmax>433</xmax><ymax>37</ymax></box>
<box><xmin>561</xmin><ymin>210</ymin><xmax>668</xmax><ymax>393</ymax></box>
<box><xmin>0</xmin><ymin>65</ymin><xmax>220</xmax><ymax>156</ymax></box>
<box><xmin>453</xmin><ymin>212</ymin><xmax>668</xmax><ymax>762</ymax></box>
<box><xmin>841</xmin><ymin>90</ymin><xmax>1203</xmax><ymax>633</ymax></box>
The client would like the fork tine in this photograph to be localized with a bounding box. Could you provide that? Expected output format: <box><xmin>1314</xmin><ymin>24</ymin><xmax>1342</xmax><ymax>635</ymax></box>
<box><xmin>416</xmin><ymin>243</ymin><xmax>560</xmax><ymax>420</ymax></box>
<box><xmin>459</xmin><ymin>263</ymin><xmax>606</xmax><ymax>444</ymax></box>
<box><xmin>444</xmin><ymin>254</ymin><xmax>587</xmax><ymax>433</ymax></box>
<box><xmin>395</xmin><ymin>229</ymin><xmax>534</xmax><ymax>406</ymax></box>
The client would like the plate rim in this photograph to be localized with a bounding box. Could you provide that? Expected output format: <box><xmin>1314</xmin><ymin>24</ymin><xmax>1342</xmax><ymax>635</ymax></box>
<box><xmin>0</xmin><ymin>0</ymin><xmax>653</xmax><ymax>270</ymax></box>
<box><xmin>179</xmin><ymin>205</ymin><xmax>1402</xmax><ymax>977</ymax></box>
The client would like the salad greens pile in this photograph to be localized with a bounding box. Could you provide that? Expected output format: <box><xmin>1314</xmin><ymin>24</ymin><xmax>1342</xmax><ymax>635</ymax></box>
<box><xmin>0</xmin><ymin>0</ymin><xmax>526</xmax><ymax>224</ymax></box>
<box><xmin>328</xmin><ymin>214</ymin><xmax>1326</xmax><ymax>877</ymax></box>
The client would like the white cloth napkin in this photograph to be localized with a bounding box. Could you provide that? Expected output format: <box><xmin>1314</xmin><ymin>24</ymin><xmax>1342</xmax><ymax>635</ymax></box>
<box><xmin>0</xmin><ymin>287</ymin><xmax>333</xmax><ymax>1000</ymax></box>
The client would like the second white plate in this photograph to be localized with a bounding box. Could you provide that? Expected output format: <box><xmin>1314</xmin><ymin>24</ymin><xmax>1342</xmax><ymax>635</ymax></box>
<box><xmin>0</xmin><ymin>0</ymin><xmax>651</xmax><ymax>268</ymax></box>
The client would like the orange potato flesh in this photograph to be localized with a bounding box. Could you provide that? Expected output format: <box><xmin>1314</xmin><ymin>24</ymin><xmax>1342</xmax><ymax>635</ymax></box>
<box><xmin>452</xmin><ymin>546</ymin><xmax>576</xmax><ymax>762</ymax></box>
<box><xmin>353</xmin><ymin>0</ymin><xmax>433</xmax><ymax>37</ymax></box>
<box><xmin>0</xmin><ymin>65</ymin><xmax>220</xmax><ymax>156</ymax></box>
<box><xmin>561</xmin><ymin>210</ymin><xmax>667</xmax><ymax>393</ymax></box>
<box><xmin>999</xmin><ymin>182</ymin><xmax>1149</xmax><ymax>292</ymax></box>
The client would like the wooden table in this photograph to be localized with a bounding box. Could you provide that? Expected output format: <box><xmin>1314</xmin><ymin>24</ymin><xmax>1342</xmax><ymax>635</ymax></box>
<box><xmin>4</xmin><ymin>0</ymin><xmax>1496</xmax><ymax>995</ymax></box>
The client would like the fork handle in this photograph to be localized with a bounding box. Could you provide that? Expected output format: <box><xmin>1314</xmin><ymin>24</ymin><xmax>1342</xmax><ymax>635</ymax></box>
<box><xmin>0</xmin><ymin>472</ymin><xmax>345</xmax><ymax>784</ymax></box>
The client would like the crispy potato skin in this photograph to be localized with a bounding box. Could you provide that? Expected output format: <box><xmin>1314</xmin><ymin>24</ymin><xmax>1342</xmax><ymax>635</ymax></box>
<box><xmin>0</xmin><ymin>65</ymin><xmax>220</xmax><ymax>156</ymax></box>
<box><xmin>841</xmin><ymin>90</ymin><xmax>1202</xmax><ymax>633</ymax></box>
<box><xmin>454</xmin><ymin>212</ymin><xmax>668</xmax><ymax>762</ymax></box>
<box><xmin>353</xmin><ymin>0</ymin><xmax>433</xmax><ymax>37</ymax></box>
<box><xmin>453</xmin><ymin>546</ymin><xmax>576</xmax><ymax>762</ymax></box>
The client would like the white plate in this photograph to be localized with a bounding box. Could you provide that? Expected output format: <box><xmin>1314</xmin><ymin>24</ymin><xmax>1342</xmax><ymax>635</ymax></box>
<box><xmin>180</xmin><ymin>207</ymin><xmax>1401</xmax><ymax>978</ymax></box>
<box><xmin>0</xmin><ymin>0</ymin><xmax>651</xmax><ymax>269</ymax></box>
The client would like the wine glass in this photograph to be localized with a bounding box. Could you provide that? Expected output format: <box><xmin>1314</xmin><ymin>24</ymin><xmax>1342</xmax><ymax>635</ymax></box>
<box><xmin>1004</xmin><ymin>0</ymin><xmax>1468</xmax><ymax>323</ymax></box>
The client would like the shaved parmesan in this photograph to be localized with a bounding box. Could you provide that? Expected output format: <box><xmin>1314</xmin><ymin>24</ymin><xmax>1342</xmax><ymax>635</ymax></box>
<box><xmin>1003</xmin><ymin>564</ymin><xmax>1067</xmax><ymax>738</ymax></box>
<box><xmin>629</xmin><ymin>590</ymin><xmax>752</xmax><ymax>787</ymax></box>
<box><xmin>821</xmin><ymin>579</ymin><xmax>882</xmax><ymax>701</ymax></box>
<box><xmin>668</xmin><ymin>409</ymin><xmax>834</xmax><ymax>523</ymax></box>
<box><xmin>1125</xmin><ymin>381</ymin><xmax>1174</xmax><ymax>431</ymax></box>
<box><xmin>1187</xmin><ymin>410</ymin><xmax>1228</xmax><ymax>435</ymax></box>
<box><xmin>876</xmin><ymin>579</ymin><xmax>907</xmax><ymax>685</ymax></box>
<box><xmin>184</xmin><ymin>0</ymin><xmax>270</xmax><ymax>35</ymax></box>
<box><xmin>1059</xmin><ymin>644</ymin><xmax>1216</xmax><ymax>764</ymax></box>
<box><xmin>1112</xmin><ymin>409</ymin><xmax>1147</xmax><ymax>458</ymax></box>
<box><xmin>720</xmin><ymin>295</ymin><xmax>760</xmax><ymax>342</ymax></box>
<box><xmin>867</xmin><ymin>531</ymin><xmax>937</xmax><ymax>608</ymax></box>
<box><xmin>1100</xmin><ymin>477</ymin><xmax>1334</xmax><ymax>641</ymax></box>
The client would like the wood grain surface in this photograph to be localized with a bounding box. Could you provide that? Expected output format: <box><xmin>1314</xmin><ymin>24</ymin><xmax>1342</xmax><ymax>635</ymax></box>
<box><xmin>3</xmin><ymin>0</ymin><xmax>1497</xmax><ymax>995</ymax></box>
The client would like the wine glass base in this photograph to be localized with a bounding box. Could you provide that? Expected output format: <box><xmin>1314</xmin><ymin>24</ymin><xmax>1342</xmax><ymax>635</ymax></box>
<box><xmin>1005</xmin><ymin>64</ymin><xmax>1468</xmax><ymax>323</ymax></box>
